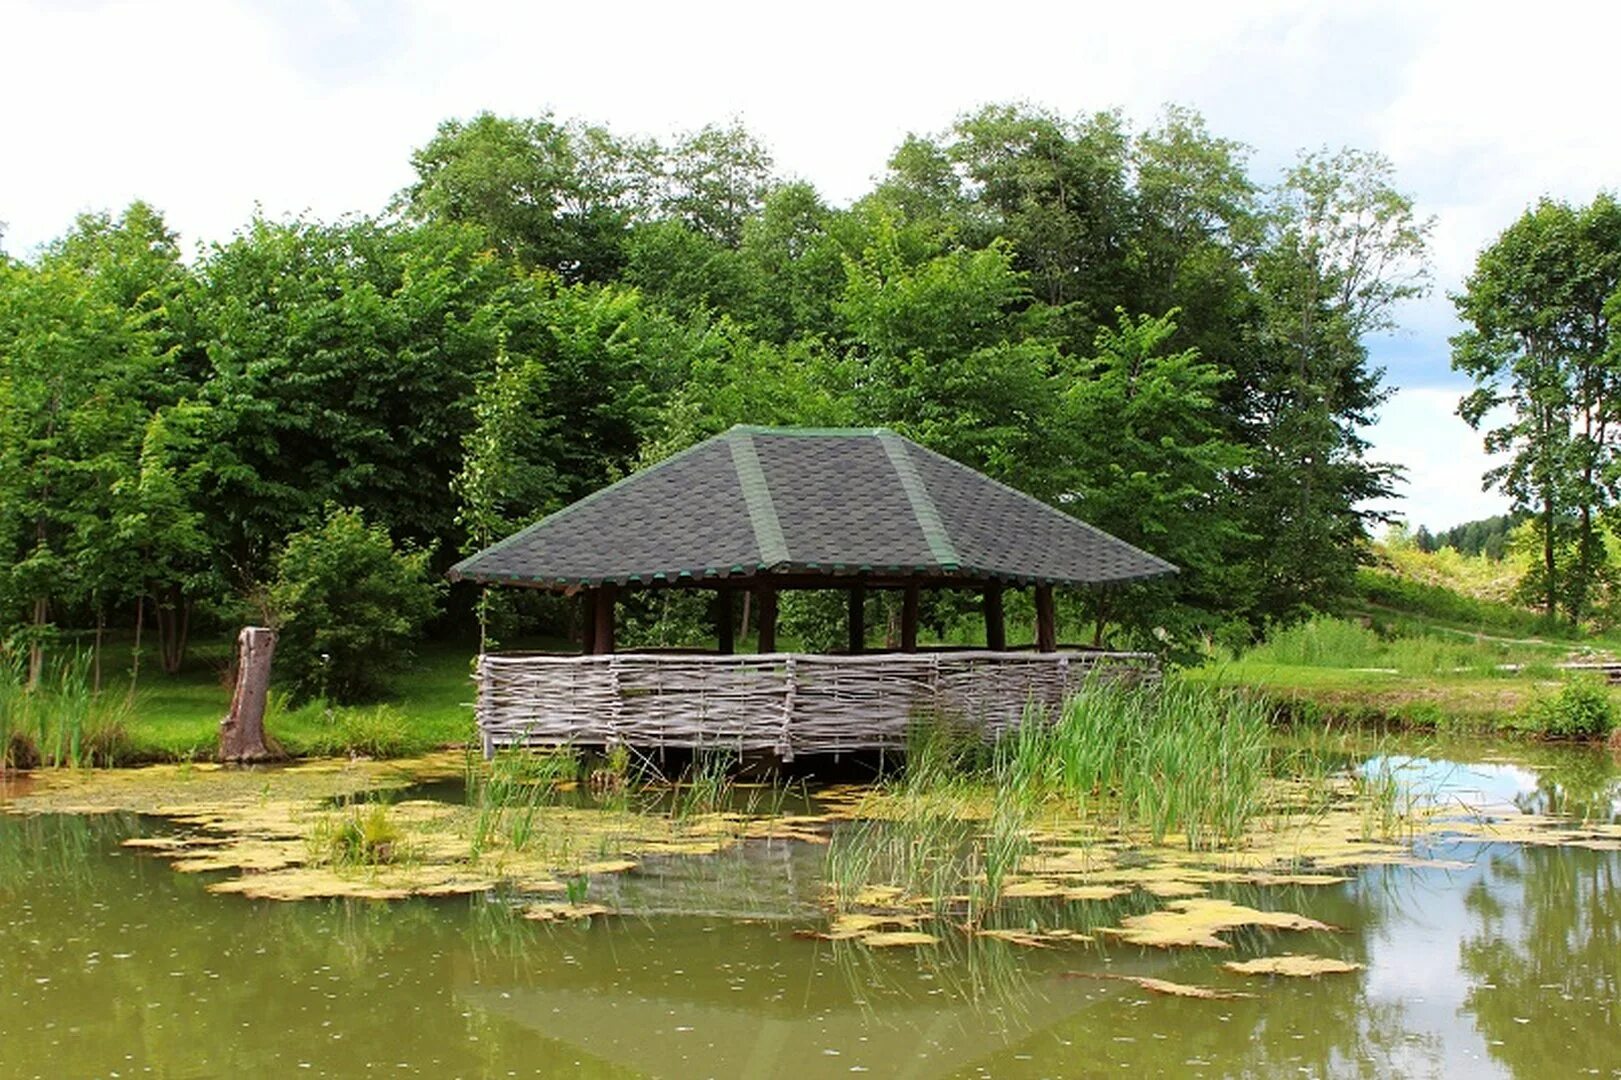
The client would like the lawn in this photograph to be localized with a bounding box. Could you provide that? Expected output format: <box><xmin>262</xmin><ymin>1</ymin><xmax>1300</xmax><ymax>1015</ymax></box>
<box><xmin>100</xmin><ymin>637</ymin><xmax>482</xmax><ymax>761</ymax></box>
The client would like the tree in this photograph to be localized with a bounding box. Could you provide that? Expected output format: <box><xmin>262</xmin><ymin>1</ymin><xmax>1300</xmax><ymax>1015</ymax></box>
<box><xmin>660</xmin><ymin>121</ymin><xmax>775</xmax><ymax>248</ymax></box>
<box><xmin>116</xmin><ymin>403</ymin><xmax>215</xmax><ymax>680</ymax></box>
<box><xmin>40</xmin><ymin>203</ymin><xmax>195</xmax><ymax>682</ymax></box>
<box><xmin>1241</xmin><ymin>148</ymin><xmax>1430</xmax><ymax>618</ymax></box>
<box><xmin>268</xmin><ymin>507</ymin><xmax>440</xmax><ymax>704</ymax></box>
<box><xmin>187</xmin><ymin>216</ymin><xmax>512</xmax><ymax>580</ymax></box>
<box><xmin>0</xmin><ymin>260</ymin><xmax>146</xmax><ymax>685</ymax></box>
<box><xmin>1453</xmin><ymin>194</ymin><xmax>1621</xmax><ymax>621</ymax></box>
<box><xmin>403</xmin><ymin>112</ymin><xmax>656</xmax><ymax>280</ymax></box>
<box><xmin>834</xmin><ymin>218</ymin><xmax>1062</xmax><ymax>487</ymax></box>
<box><xmin>1058</xmin><ymin>310</ymin><xmax>1251</xmax><ymax>650</ymax></box>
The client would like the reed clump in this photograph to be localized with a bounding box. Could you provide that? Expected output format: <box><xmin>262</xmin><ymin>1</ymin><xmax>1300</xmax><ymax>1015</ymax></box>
<box><xmin>308</xmin><ymin>799</ymin><xmax>404</xmax><ymax>867</ymax></box>
<box><xmin>0</xmin><ymin>650</ymin><xmax>132</xmax><ymax>770</ymax></box>
<box><xmin>919</xmin><ymin>677</ymin><xmax>1275</xmax><ymax>850</ymax></box>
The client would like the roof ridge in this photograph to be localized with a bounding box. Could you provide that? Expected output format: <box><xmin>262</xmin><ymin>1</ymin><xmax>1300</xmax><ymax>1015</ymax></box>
<box><xmin>729</xmin><ymin>424</ymin><xmax>891</xmax><ymax>438</ymax></box>
<box><xmin>727</xmin><ymin>429</ymin><xmax>791</xmax><ymax>569</ymax></box>
<box><xmin>878</xmin><ymin>432</ymin><xmax>960</xmax><ymax>571</ymax></box>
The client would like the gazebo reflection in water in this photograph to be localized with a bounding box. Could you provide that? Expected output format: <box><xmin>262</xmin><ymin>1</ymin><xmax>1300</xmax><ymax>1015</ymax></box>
<box><xmin>449</xmin><ymin>427</ymin><xmax>1172</xmax><ymax>760</ymax></box>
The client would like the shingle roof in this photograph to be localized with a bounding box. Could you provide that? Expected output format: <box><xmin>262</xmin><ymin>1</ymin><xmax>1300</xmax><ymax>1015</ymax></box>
<box><xmin>448</xmin><ymin>426</ymin><xmax>1176</xmax><ymax>589</ymax></box>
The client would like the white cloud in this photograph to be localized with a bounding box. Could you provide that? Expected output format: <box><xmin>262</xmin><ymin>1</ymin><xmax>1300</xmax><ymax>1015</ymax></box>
<box><xmin>1365</xmin><ymin>387</ymin><xmax>1510</xmax><ymax>531</ymax></box>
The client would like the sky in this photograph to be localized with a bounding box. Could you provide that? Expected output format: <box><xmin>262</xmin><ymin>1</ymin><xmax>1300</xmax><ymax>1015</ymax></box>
<box><xmin>4</xmin><ymin>0</ymin><xmax>1618</xmax><ymax>531</ymax></box>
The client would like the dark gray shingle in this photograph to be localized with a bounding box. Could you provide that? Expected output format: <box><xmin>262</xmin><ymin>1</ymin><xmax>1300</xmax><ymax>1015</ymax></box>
<box><xmin>448</xmin><ymin>426</ymin><xmax>1174</xmax><ymax>588</ymax></box>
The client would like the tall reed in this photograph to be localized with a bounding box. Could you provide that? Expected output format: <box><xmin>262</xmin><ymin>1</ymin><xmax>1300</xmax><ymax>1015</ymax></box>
<box><xmin>915</xmin><ymin>676</ymin><xmax>1275</xmax><ymax>849</ymax></box>
<box><xmin>0</xmin><ymin>649</ymin><xmax>132</xmax><ymax>770</ymax></box>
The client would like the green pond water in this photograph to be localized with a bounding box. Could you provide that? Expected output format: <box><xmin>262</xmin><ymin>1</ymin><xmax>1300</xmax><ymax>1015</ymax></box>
<box><xmin>2</xmin><ymin>745</ymin><xmax>1619</xmax><ymax>1079</ymax></box>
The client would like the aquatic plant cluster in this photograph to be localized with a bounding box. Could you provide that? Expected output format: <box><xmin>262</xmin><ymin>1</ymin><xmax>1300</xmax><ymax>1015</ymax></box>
<box><xmin>6</xmin><ymin>676</ymin><xmax>1620</xmax><ymax>1011</ymax></box>
<box><xmin>0</xmin><ymin>651</ymin><xmax>132</xmax><ymax>770</ymax></box>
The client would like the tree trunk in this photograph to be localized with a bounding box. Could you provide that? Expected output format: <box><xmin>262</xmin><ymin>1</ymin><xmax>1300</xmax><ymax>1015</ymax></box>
<box><xmin>1543</xmin><ymin>488</ymin><xmax>1557</xmax><ymax>618</ymax></box>
<box><xmin>219</xmin><ymin>627</ymin><xmax>280</xmax><ymax>763</ymax></box>
<box><xmin>128</xmin><ymin>596</ymin><xmax>144</xmax><ymax>703</ymax></box>
<box><xmin>93</xmin><ymin>607</ymin><xmax>104</xmax><ymax>694</ymax></box>
<box><xmin>27</xmin><ymin>597</ymin><xmax>46</xmax><ymax>690</ymax></box>
<box><xmin>156</xmin><ymin>587</ymin><xmax>191</xmax><ymax>675</ymax></box>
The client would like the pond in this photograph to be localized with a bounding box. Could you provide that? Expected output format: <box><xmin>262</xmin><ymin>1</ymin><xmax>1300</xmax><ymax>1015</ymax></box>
<box><xmin>2</xmin><ymin>741</ymin><xmax>1618</xmax><ymax>1078</ymax></box>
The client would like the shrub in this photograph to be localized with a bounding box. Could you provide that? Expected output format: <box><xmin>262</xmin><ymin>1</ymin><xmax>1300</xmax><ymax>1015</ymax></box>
<box><xmin>269</xmin><ymin>507</ymin><xmax>442</xmax><ymax>704</ymax></box>
<box><xmin>1521</xmin><ymin>677</ymin><xmax>1617</xmax><ymax>740</ymax></box>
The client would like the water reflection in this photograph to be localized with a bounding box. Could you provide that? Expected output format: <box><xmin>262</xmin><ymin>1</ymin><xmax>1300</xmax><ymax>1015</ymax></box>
<box><xmin>2</xmin><ymin>744</ymin><xmax>1620</xmax><ymax>1077</ymax></box>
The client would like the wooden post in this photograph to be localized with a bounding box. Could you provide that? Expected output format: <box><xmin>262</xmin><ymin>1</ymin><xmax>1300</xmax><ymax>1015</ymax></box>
<box><xmin>901</xmin><ymin>583</ymin><xmax>919</xmax><ymax>653</ymax></box>
<box><xmin>847</xmin><ymin>585</ymin><xmax>866</xmax><ymax>655</ymax></box>
<box><xmin>756</xmin><ymin>585</ymin><xmax>778</xmax><ymax>653</ymax></box>
<box><xmin>984</xmin><ymin>583</ymin><xmax>1005</xmax><ymax>651</ymax></box>
<box><xmin>580</xmin><ymin>590</ymin><xmax>599</xmax><ymax>655</ymax></box>
<box><xmin>1034</xmin><ymin>584</ymin><xmax>1057</xmax><ymax>653</ymax></box>
<box><xmin>717</xmin><ymin>587</ymin><xmax>735</xmax><ymax>655</ymax></box>
<box><xmin>594</xmin><ymin>584</ymin><xmax>617</xmax><ymax>655</ymax></box>
<box><xmin>219</xmin><ymin>626</ymin><xmax>279</xmax><ymax>763</ymax></box>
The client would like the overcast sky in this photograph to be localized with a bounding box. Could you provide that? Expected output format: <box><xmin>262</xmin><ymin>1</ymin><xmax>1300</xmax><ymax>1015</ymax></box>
<box><xmin>6</xmin><ymin>0</ymin><xmax>1618</xmax><ymax>531</ymax></box>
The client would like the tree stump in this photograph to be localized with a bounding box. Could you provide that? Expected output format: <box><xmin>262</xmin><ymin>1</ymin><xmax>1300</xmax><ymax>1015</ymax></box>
<box><xmin>219</xmin><ymin>627</ymin><xmax>280</xmax><ymax>763</ymax></box>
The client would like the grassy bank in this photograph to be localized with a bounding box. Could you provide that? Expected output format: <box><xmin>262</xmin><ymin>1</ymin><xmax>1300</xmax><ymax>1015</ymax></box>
<box><xmin>1198</xmin><ymin>613</ymin><xmax>1621</xmax><ymax>736</ymax></box>
<box><xmin>2</xmin><ymin>639</ymin><xmax>479</xmax><ymax>767</ymax></box>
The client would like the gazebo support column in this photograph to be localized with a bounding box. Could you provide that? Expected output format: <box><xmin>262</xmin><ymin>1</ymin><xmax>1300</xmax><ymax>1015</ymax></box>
<box><xmin>847</xmin><ymin>586</ymin><xmax>866</xmax><ymax>654</ymax></box>
<box><xmin>1034</xmin><ymin>584</ymin><xmax>1057</xmax><ymax>653</ymax></box>
<box><xmin>984</xmin><ymin>584</ymin><xmax>1005</xmax><ymax>651</ymax></box>
<box><xmin>901</xmin><ymin>583</ymin><xmax>919</xmax><ymax>653</ymax></box>
<box><xmin>594</xmin><ymin>584</ymin><xmax>617</xmax><ymax>654</ymax></box>
<box><xmin>716</xmin><ymin>587</ymin><xmax>735</xmax><ymax>654</ymax></box>
<box><xmin>756</xmin><ymin>585</ymin><xmax>778</xmax><ymax>653</ymax></box>
<box><xmin>580</xmin><ymin>590</ymin><xmax>599</xmax><ymax>655</ymax></box>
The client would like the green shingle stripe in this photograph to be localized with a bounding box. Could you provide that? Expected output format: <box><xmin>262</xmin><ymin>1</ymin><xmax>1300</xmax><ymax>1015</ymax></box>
<box><xmin>879</xmin><ymin>432</ymin><xmax>959</xmax><ymax>570</ymax></box>
<box><xmin>728</xmin><ymin>430</ymin><xmax>791</xmax><ymax>568</ymax></box>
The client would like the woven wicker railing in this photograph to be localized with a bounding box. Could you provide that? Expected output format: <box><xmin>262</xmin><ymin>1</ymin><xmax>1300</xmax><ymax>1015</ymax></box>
<box><xmin>475</xmin><ymin>649</ymin><xmax>1159</xmax><ymax>758</ymax></box>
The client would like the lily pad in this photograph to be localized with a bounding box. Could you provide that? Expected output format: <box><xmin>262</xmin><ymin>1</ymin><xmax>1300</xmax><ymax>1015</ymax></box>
<box><xmin>1223</xmin><ymin>954</ymin><xmax>1362</xmax><ymax>977</ymax></box>
<box><xmin>1102</xmin><ymin>898</ymin><xmax>1335</xmax><ymax>949</ymax></box>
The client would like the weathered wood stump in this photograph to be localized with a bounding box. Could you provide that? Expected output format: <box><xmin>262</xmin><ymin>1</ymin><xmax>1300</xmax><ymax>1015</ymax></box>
<box><xmin>219</xmin><ymin>626</ymin><xmax>280</xmax><ymax>763</ymax></box>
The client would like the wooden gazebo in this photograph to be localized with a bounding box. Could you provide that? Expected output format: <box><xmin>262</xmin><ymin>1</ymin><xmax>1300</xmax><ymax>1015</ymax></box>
<box><xmin>450</xmin><ymin>426</ymin><xmax>1172</xmax><ymax>757</ymax></box>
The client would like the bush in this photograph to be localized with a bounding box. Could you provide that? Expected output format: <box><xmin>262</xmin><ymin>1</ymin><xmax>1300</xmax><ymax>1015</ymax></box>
<box><xmin>1521</xmin><ymin>677</ymin><xmax>1617</xmax><ymax>740</ymax></box>
<box><xmin>269</xmin><ymin>507</ymin><xmax>441</xmax><ymax>704</ymax></box>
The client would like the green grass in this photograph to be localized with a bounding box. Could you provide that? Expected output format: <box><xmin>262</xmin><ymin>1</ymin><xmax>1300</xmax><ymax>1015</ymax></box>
<box><xmin>0</xmin><ymin>650</ymin><xmax>135</xmax><ymax>768</ymax></box>
<box><xmin>7</xmin><ymin>636</ymin><xmax>482</xmax><ymax>763</ymax></box>
<box><xmin>1354</xmin><ymin>567</ymin><xmax>1553</xmax><ymax>638</ymax></box>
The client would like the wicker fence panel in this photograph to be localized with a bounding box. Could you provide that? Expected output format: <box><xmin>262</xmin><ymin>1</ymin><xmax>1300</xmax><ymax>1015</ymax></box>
<box><xmin>476</xmin><ymin>649</ymin><xmax>1158</xmax><ymax>757</ymax></box>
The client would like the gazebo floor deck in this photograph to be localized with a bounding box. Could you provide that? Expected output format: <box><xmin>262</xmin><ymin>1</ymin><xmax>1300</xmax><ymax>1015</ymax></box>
<box><xmin>475</xmin><ymin>648</ymin><xmax>1159</xmax><ymax>759</ymax></box>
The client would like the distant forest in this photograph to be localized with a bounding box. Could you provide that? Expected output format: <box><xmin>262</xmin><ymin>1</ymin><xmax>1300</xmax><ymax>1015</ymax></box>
<box><xmin>1414</xmin><ymin>514</ymin><xmax>1526</xmax><ymax>561</ymax></box>
<box><xmin>1</xmin><ymin>102</ymin><xmax>1442</xmax><ymax>674</ymax></box>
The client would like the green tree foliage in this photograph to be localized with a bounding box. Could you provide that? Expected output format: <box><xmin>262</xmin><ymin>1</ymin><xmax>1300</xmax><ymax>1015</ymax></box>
<box><xmin>268</xmin><ymin>507</ymin><xmax>441</xmax><ymax>704</ymax></box>
<box><xmin>3</xmin><ymin>103</ymin><xmax>1448</xmax><ymax>665</ymax></box>
<box><xmin>1241</xmin><ymin>149</ymin><xmax>1430</xmax><ymax>619</ymax></box>
<box><xmin>403</xmin><ymin>112</ymin><xmax>656</xmax><ymax>281</ymax></box>
<box><xmin>0</xmin><ymin>227</ymin><xmax>166</xmax><ymax>682</ymax></box>
<box><xmin>835</xmin><ymin>222</ymin><xmax>1060</xmax><ymax>483</ymax></box>
<box><xmin>1453</xmin><ymin>194</ymin><xmax>1621</xmax><ymax>622</ymax></box>
<box><xmin>1058</xmin><ymin>310</ymin><xmax>1251</xmax><ymax>649</ymax></box>
<box><xmin>187</xmin><ymin>216</ymin><xmax>514</xmax><ymax>576</ymax></box>
<box><xmin>1421</xmin><ymin>513</ymin><xmax>1526</xmax><ymax>559</ymax></box>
